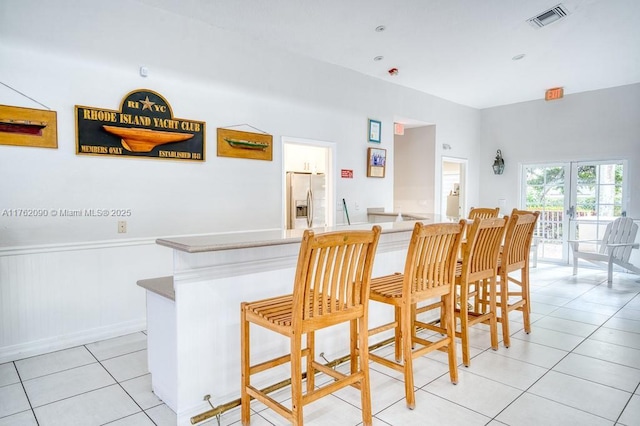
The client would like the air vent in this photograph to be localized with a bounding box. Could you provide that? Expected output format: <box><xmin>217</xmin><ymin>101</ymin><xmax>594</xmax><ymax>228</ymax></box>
<box><xmin>528</xmin><ymin>4</ymin><xmax>570</xmax><ymax>28</ymax></box>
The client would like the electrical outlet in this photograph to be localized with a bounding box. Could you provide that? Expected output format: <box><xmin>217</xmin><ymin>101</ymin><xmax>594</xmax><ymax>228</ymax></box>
<box><xmin>118</xmin><ymin>221</ymin><xmax>127</xmax><ymax>233</ymax></box>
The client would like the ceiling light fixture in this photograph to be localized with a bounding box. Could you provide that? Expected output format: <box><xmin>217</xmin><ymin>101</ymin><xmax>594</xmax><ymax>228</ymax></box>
<box><xmin>374</xmin><ymin>56</ymin><xmax>384</xmax><ymax>61</ymax></box>
<box><xmin>375</xmin><ymin>25</ymin><xmax>386</xmax><ymax>32</ymax></box>
<box><xmin>512</xmin><ymin>54</ymin><xmax>526</xmax><ymax>61</ymax></box>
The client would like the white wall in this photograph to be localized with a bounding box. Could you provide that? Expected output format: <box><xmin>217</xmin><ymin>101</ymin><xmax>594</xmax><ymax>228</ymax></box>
<box><xmin>478</xmin><ymin>84</ymin><xmax>640</xmax><ymax>217</ymax></box>
<box><xmin>0</xmin><ymin>0</ymin><xmax>480</xmax><ymax>361</ymax></box>
<box><xmin>394</xmin><ymin>126</ymin><xmax>436</xmax><ymax>214</ymax></box>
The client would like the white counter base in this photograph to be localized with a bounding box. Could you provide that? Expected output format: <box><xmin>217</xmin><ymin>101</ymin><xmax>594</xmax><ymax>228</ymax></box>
<box><xmin>143</xmin><ymin>222</ymin><xmax>429</xmax><ymax>425</ymax></box>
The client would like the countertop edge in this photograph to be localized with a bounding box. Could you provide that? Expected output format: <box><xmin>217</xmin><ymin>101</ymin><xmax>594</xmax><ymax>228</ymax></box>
<box><xmin>155</xmin><ymin>221</ymin><xmax>429</xmax><ymax>253</ymax></box>
<box><xmin>137</xmin><ymin>276</ymin><xmax>175</xmax><ymax>300</ymax></box>
<box><xmin>155</xmin><ymin>236</ymin><xmax>301</xmax><ymax>253</ymax></box>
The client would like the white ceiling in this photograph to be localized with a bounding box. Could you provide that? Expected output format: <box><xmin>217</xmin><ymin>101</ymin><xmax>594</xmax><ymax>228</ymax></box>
<box><xmin>143</xmin><ymin>0</ymin><xmax>640</xmax><ymax>109</ymax></box>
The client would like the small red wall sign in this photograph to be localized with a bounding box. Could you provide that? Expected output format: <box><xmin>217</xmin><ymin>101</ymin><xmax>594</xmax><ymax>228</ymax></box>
<box><xmin>341</xmin><ymin>169</ymin><xmax>353</xmax><ymax>178</ymax></box>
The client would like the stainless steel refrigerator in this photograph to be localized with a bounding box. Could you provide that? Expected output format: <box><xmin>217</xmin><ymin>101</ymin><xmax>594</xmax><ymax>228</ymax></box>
<box><xmin>286</xmin><ymin>172</ymin><xmax>326</xmax><ymax>229</ymax></box>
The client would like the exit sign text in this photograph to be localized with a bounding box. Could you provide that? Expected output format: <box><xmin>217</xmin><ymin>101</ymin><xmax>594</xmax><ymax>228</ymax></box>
<box><xmin>545</xmin><ymin>87</ymin><xmax>564</xmax><ymax>101</ymax></box>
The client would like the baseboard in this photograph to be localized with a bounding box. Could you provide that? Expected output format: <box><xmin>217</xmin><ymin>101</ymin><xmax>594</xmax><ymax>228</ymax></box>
<box><xmin>0</xmin><ymin>319</ymin><xmax>147</xmax><ymax>363</ymax></box>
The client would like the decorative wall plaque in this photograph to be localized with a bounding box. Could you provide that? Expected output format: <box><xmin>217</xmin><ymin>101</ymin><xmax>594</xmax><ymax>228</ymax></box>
<box><xmin>76</xmin><ymin>89</ymin><xmax>205</xmax><ymax>161</ymax></box>
<box><xmin>0</xmin><ymin>105</ymin><xmax>58</xmax><ymax>149</ymax></box>
<box><xmin>217</xmin><ymin>128</ymin><xmax>273</xmax><ymax>161</ymax></box>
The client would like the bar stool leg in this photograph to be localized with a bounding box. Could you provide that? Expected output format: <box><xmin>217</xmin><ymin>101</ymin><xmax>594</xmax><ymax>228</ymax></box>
<box><xmin>357</xmin><ymin>316</ymin><xmax>373</xmax><ymax>425</ymax></box>
<box><xmin>489</xmin><ymin>277</ymin><xmax>499</xmax><ymax>350</ymax></box>
<box><xmin>401</xmin><ymin>305</ymin><xmax>416</xmax><ymax>409</ymax></box>
<box><xmin>445</xmin><ymin>292</ymin><xmax>459</xmax><ymax>384</ymax></box>
<box><xmin>240</xmin><ymin>305</ymin><xmax>251</xmax><ymax>425</ymax></box>
<box><xmin>291</xmin><ymin>335</ymin><xmax>303</xmax><ymax>426</ymax></box>
<box><xmin>500</xmin><ymin>273</ymin><xmax>512</xmax><ymax>348</ymax></box>
<box><xmin>522</xmin><ymin>267</ymin><xmax>532</xmax><ymax>334</ymax></box>
<box><xmin>394</xmin><ymin>307</ymin><xmax>402</xmax><ymax>362</ymax></box>
<box><xmin>306</xmin><ymin>331</ymin><xmax>315</xmax><ymax>392</ymax></box>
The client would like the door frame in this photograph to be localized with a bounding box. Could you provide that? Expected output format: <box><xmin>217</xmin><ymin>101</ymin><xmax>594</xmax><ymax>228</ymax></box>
<box><xmin>282</xmin><ymin>136</ymin><xmax>336</xmax><ymax>229</ymax></box>
<box><xmin>520</xmin><ymin>159</ymin><xmax>628</xmax><ymax>263</ymax></box>
<box><xmin>440</xmin><ymin>156</ymin><xmax>467</xmax><ymax>219</ymax></box>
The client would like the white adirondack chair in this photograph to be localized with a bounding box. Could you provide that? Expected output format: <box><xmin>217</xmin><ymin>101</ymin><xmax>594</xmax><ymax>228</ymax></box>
<box><xmin>570</xmin><ymin>217</ymin><xmax>640</xmax><ymax>283</ymax></box>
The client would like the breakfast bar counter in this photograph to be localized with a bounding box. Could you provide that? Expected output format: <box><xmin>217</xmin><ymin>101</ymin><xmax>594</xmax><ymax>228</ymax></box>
<box><xmin>142</xmin><ymin>220</ymin><xmax>434</xmax><ymax>425</ymax></box>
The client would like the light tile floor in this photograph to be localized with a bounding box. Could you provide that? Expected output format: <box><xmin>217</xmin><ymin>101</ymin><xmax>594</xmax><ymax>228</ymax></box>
<box><xmin>1</xmin><ymin>264</ymin><xmax>639</xmax><ymax>425</ymax></box>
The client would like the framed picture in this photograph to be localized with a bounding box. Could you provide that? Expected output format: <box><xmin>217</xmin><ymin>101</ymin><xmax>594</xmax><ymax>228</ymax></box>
<box><xmin>0</xmin><ymin>105</ymin><xmax>58</xmax><ymax>149</ymax></box>
<box><xmin>217</xmin><ymin>128</ymin><xmax>273</xmax><ymax>161</ymax></box>
<box><xmin>367</xmin><ymin>147</ymin><xmax>386</xmax><ymax>178</ymax></box>
<box><xmin>368</xmin><ymin>119</ymin><xmax>381</xmax><ymax>143</ymax></box>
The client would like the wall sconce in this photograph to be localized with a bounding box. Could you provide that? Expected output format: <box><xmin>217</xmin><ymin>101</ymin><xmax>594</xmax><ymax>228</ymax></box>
<box><xmin>492</xmin><ymin>149</ymin><xmax>505</xmax><ymax>175</ymax></box>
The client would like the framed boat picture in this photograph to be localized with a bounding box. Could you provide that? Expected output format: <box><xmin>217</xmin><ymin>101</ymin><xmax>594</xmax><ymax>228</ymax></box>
<box><xmin>217</xmin><ymin>128</ymin><xmax>273</xmax><ymax>161</ymax></box>
<box><xmin>0</xmin><ymin>105</ymin><xmax>58</xmax><ymax>149</ymax></box>
<box><xmin>367</xmin><ymin>147</ymin><xmax>386</xmax><ymax>178</ymax></box>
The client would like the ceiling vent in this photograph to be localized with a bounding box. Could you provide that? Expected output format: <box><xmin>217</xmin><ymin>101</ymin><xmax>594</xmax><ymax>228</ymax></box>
<box><xmin>527</xmin><ymin>4</ymin><xmax>570</xmax><ymax>28</ymax></box>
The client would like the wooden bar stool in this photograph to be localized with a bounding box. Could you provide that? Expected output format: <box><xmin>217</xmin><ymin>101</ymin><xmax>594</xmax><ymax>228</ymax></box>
<box><xmin>497</xmin><ymin>210</ymin><xmax>539</xmax><ymax>347</ymax></box>
<box><xmin>468</xmin><ymin>207</ymin><xmax>500</xmax><ymax>219</ymax></box>
<box><xmin>368</xmin><ymin>221</ymin><xmax>466</xmax><ymax>409</ymax></box>
<box><xmin>454</xmin><ymin>216</ymin><xmax>508</xmax><ymax>367</ymax></box>
<box><xmin>240</xmin><ymin>226</ymin><xmax>381</xmax><ymax>426</ymax></box>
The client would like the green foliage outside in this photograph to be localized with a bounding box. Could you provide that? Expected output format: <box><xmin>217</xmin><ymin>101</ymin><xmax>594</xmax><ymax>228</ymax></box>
<box><xmin>525</xmin><ymin>164</ymin><xmax>623</xmax><ymax>216</ymax></box>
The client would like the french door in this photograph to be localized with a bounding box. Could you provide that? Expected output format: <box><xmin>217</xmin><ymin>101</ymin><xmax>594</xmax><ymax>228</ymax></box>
<box><xmin>522</xmin><ymin>160</ymin><xmax>627</xmax><ymax>263</ymax></box>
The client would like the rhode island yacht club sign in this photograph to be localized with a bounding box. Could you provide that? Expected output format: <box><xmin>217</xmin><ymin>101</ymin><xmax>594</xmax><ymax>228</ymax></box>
<box><xmin>75</xmin><ymin>89</ymin><xmax>205</xmax><ymax>161</ymax></box>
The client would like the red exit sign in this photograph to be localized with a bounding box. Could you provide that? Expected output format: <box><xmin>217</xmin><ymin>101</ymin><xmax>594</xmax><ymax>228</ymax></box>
<box><xmin>545</xmin><ymin>87</ymin><xmax>564</xmax><ymax>101</ymax></box>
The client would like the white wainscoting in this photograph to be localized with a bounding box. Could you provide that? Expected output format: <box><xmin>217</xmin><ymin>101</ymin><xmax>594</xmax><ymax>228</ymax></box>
<box><xmin>0</xmin><ymin>239</ymin><xmax>173</xmax><ymax>363</ymax></box>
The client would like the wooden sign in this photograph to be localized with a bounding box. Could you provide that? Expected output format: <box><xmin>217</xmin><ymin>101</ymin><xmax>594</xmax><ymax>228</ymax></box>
<box><xmin>217</xmin><ymin>128</ymin><xmax>272</xmax><ymax>161</ymax></box>
<box><xmin>76</xmin><ymin>89</ymin><xmax>205</xmax><ymax>161</ymax></box>
<box><xmin>0</xmin><ymin>105</ymin><xmax>58</xmax><ymax>149</ymax></box>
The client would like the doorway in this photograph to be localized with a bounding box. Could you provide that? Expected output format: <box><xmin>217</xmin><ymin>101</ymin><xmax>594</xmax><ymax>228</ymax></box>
<box><xmin>282</xmin><ymin>137</ymin><xmax>335</xmax><ymax>230</ymax></box>
<box><xmin>521</xmin><ymin>160</ymin><xmax>627</xmax><ymax>263</ymax></box>
<box><xmin>441</xmin><ymin>157</ymin><xmax>467</xmax><ymax>220</ymax></box>
<box><xmin>393</xmin><ymin>122</ymin><xmax>436</xmax><ymax>214</ymax></box>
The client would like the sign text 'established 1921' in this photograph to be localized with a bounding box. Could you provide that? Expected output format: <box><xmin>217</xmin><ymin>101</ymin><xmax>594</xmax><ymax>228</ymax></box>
<box><xmin>75</xmin><ymin>89</ymin><xmax>205</xmax><ymax>161</ymax></box>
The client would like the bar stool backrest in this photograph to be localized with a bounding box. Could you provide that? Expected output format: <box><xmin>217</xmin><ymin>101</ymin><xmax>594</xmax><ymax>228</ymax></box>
<box><xmin>402</xmin><ymin>221</ymin><xmax>466</xmax><ymax>299</ymax></box>
<box><xmin>461</xmin><ymin>217</ymin><xmax>509</xmax><ymax>282</ymax></box>
<box><xmin>502</xmin><ymin>212</ymin><xmax>540</xmax><ymax>272</ymax></box>
<box><xmin>468</xmin><ymin>207</ymin><xmax>500</xmax><ymax>220</ymax></box>
<box><xmin>292</xmin><ymin>227</ymin><xmax>381</xmax><ymax>330</ymax></box>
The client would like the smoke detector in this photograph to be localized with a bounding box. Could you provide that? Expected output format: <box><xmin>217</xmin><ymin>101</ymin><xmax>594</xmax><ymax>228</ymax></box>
<box><xmin>527</xmin><ymin>4</ymin><xmax>570</xmax><ymax>28</ymax></box>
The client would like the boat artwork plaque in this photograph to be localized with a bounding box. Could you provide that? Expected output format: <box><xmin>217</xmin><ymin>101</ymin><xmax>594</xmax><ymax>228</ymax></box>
<box><xmin>217</xmin><ymin>128</ymin><xmax>273</xmax><ymax>161</ymax></box>
<box><xmin>0</xmin><ymin>105</ymin><xmax>58</xmax><ymax>149</ymax></box>
<box><xmin>75</xmin><ymin>89</ymin><xmax>205</xmax><ymax>161</ymax></box>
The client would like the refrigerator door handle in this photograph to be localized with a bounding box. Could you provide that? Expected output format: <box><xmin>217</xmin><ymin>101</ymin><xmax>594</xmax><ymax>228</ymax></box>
<box><xmin>307</xmin><ymin>189</ymin><xmax>313</xmax><ymax>228</ymax></box>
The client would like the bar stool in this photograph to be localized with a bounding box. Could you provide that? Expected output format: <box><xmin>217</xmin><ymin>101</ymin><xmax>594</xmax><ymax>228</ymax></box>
<box><xmin>454</xmin><ymin>216</ymin><xmax>508</xmax><ymax>367</ymax></box>
<box><xmin>240</xmin><ymin>226</ymin><xmax>381</xmax><ymax>426</ymax></box>
<box><xmin>468</xmin><ymin>207</ymin><xmax>500</xmax><ymax>219</ymax></box>
<box><xmin>368</xmin><ymin>221</ymin><xmax>466</xmax><ymax>409</ymax></box>
<box><xmin>497</xmin><ymin>211</ymin><xmax>539</xmax><ymax>347</ymax></box>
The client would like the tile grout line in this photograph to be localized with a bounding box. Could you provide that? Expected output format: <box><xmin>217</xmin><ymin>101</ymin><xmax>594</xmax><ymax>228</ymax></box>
<box><xmin>488</xmin><ymin>275</ymin><xmax>639</xmax><ymax>424</ymax></box>
<box><xmin>11</xmin><ymin>359</ymin><xmax>41</xmax><ymax>426</ymax></box>
<box><xmin>424</xmin><ymin>270</ymin><xmax>614</xmax><ymax>423</ymax></box>
<box><xmin>4</xmin><ymin>269</ymin><xmax>637</xmax><ymax>426</ymax></box>
<box><xmin>83</xmin><ymin>343</ymin><xmax>161</xmax><ymax>426</ymax></box>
